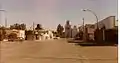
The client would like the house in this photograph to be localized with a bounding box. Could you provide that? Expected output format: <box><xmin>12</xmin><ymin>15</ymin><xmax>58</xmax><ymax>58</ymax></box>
<box><xmin>94</xmin><ymin>16</ymin><xmax>118</xmax><ymax>44</ymax></box>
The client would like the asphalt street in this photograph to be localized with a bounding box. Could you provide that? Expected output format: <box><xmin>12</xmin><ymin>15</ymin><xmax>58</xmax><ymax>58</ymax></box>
<box><xmin>0</xmin><ymin>39</ymin><xmax>118</xmax><ymax>63</ymax></box>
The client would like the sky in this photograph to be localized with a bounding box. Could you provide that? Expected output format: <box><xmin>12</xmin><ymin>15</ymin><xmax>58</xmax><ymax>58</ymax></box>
<box><xmin>0</xmin><ymin>0</ymin><xmax>118</xmax><ymax>29</ymax></box>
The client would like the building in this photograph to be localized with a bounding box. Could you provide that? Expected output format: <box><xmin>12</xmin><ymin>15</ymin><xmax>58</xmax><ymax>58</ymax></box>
<box><xmin>34</xmin><ymin>29</ymin><xmax>54</xmax><ymax>40</ymax></box>
<box><xmin>94</xmin><ymin>16</ymin><xmax>116</xmax><ymax>29</ymax></box>
<box><xmin>0</xmin><ymin>29</ymin><xmax>25</xmax><ymax>41</ymax></box>
<box><xmin>78</xmin><ymin>24</ymin><xmax>95</xmax><ymax>41</ymax></box>
<box><xmin>6</xmin><ymin>29</ymin><xmax>25</xmax><ymax>39</ymax></box>
<box><xmin>85</xmin><ymin>24</ymin><xmax>95</xmax><ymax>41</ymax></box>
<box><xmin>94</xmin><ymin>16</ymin><xmax>118</xmax><ymax>44</ymax></box>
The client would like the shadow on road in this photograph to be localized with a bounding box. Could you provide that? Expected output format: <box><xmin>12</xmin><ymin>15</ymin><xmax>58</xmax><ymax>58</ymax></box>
<box><xmin>76</xmin><ymin>43</ymin><xmax>117</xmax><ymax>47</ymax></box>
<box><xmin>67</xmin><ymin>40</ymin><xmax>117</xmax><ymax>47</ymax></box>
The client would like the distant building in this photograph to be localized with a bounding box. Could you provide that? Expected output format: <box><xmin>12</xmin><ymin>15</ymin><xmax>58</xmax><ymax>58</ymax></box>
<box><xmin>34</xmin><ymin>29</ymin><xmax>54</xmax><ymax>40</ymax></box>
<box><xmin>65</xmin><ymin>20</ymin><xmax>72</xmax><ymax>38</ymax></box>
<box><xmin>6</xmin><ymin>29</ymin><xmax>25</xmax><ymax>39</ymax></box>
<box><xmin>78</xmin><ymin>24</ymin><xmax>95</xmax><ymax>41</ymax></box>
<box><xmin>85</xmin><ymin>24</ymin><xmax>95</xmax><ymax>41</ymax></box>
<box><xmin>72</xmin><ymin>25</ymin><xmax>78</xmax><ymax>38</ymax></box>
<box><xmin>78</xmin><ymin>25</ymin><xmax>84</xmax><ymax>32</ymax></box>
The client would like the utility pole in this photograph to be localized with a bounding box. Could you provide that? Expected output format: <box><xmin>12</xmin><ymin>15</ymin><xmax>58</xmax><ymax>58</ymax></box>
<box><xmin>83</xmin><ymin>18</ymin><xmax>84</xmax><ymax>31</ymax></box>
<box><xmin>82</xmin><ymin>18</ymin><xmax>86</xmax><ymax>41</ymax></box>
<box><xmin>0</xmin><ymin>10</ymin><xmax>7</xmax><ymax>27</ymax></box>
<box><xmin>102</xmin><ymin>24</ymin><xmax>105</xmax><ymax>42</ymax></box>
<box><xmin>0</xmin><ymin>10</ymin><xmax>7</xmax><ymax>41</ymax></box>
<box><xmin>33</xmin><ymin>22</ymin><xmax>35</xmax><ymax>40</ymax></box>
<box><xmin>5</xmin><ymin>16</ymin><xmax>7</xmax><ymax>28</ymax></box>
<box><xmin>33</xmin><ymin>22</ymin><xmax>35</xmax><ymax>31</ymax></box>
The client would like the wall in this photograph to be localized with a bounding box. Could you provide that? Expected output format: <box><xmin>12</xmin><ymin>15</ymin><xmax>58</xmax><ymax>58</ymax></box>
<box><xmin>18</xmin><ymin>30</ymin><xmax>25</xmax><ymax>39</ymax></box>
<box><xmin>115</xmin><ymin>20</ymin><xmax>118</xmax><ymax>26</ymax></box>
<box><xmin>6</xmin><ymin>29</ymin><xmax>25</xmax><ymax>39</ymax></box>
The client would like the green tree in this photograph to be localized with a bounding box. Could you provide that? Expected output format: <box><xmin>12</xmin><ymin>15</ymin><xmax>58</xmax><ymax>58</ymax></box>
<box><xmin>0</xmin><ymin>26</ymin><xmax>6</xmax><ymax>40</ymax></box>
<box><xmin>10</xmin><ymin>23</ymin><xmax>26</xmax><ymax>30</ymax></box>
<box><xmin>57</xmin><ymin>24</ymin><xmax>64</xmax><ymax>37</ymax></box>
<box><xmin>20</xmin><ymin>23</ymin><xmax>26</xmax><ymax>30</ymax></box>
<box><xmin>35</xmin><ymin>24</ymin><xmax>43</xmax><ymax>30</ymax></box>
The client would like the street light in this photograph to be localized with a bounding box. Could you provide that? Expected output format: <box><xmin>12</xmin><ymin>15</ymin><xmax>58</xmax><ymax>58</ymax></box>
<box><xmin>82</xmin><ymin>9</ymin><xmax>99</xmax><ymax>29</ymax></box>
<box><xmin>0</xmin><ymin>10</ymin><xmax>7</xmax><ymax>27</ymax></box>
<box><xmin>82</xmin><ymin>9</ymin><xmax>100</xmax><ymax>42</ymax></box>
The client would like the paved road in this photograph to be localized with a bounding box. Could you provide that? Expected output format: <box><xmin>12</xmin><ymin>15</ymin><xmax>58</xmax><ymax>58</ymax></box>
<box><xmin>0</xmin><ymin>39</ymin><xmax>118</xmax><ymax>63</ymax></box>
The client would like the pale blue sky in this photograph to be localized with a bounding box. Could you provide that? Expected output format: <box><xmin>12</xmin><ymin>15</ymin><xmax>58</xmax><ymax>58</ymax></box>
<box><xmin>0</xmin><ymin>0</ymin><xmax>118</xmax><ymax>29</ymax></box>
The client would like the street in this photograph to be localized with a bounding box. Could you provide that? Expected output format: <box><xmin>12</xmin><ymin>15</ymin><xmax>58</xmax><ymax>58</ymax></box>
<box><xmin>0</xmin><ymin>39</ymin><xmax>118</xmax><ymax>63</ymax></box>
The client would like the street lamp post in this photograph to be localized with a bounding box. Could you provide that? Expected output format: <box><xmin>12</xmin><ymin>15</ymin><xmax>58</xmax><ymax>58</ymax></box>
<box><xmin>82</xmin><ymin>9</ymin><xmax>99</xmax><ymax>29</ymax></box>
<box><xmin>0</xmin><ymin>10</ymin><xmax>7</xmax><ymax>27</ymax></box>
<box><xmin>82</xmin><ymin>18</ymin><xmax>86</xmax><ymax>41</ymax></box>
<box><xmin>82</xmin><ymin>9</ymin><xmax>100</xmax><ymax>42</ymax></box>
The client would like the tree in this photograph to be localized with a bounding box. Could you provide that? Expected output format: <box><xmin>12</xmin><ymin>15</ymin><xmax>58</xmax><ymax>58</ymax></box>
<box><xmin>20</xmin><ymin>23</ymin><xmax>26</xmax><ymax>30</ymax></box>
<box><xmin>14</xmin><ymin>23</ymin><xmax>20</xmax><ymax>29</ymax></box>
<box><xmin>10</xmin><ymin>23</ymin><xmax>26</xmax><ymax>30</ymax></box>
<box><xmin>35</xmin><ymin>24</ymin><xmax>43</xmax><ymax>30</ymax></box>
<box><xmin>61</xmin><ymin>26</ymin><xmax>64</xmax><ymax>32</ymax></box>
<box><xmin>57</xmin><ymin>24</ymin><xmax>64</xmax><ymax>37</ymax></box>
<box><xmin>0</xmin><ymin>26</ymin><xmax>6</xmax><ymax>40</ymax></box>
<box><xmin>57</xmin><ymin>24</ymin><xmax>61</xmax><ymax>33</ymax></box>
<box><xmin>10</xmin><ymin>25</ymin><xmax>14</xmax><ymax>30</ymax></box>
